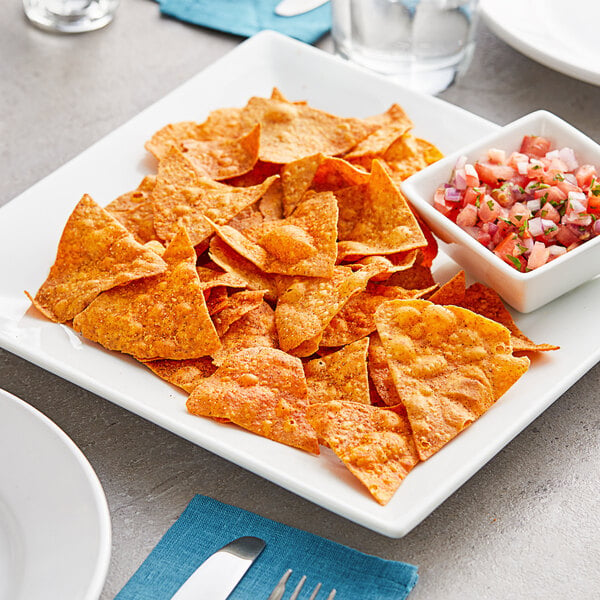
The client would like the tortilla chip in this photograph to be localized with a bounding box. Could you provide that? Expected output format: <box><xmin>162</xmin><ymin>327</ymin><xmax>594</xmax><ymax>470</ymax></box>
<box><xmin>306</xmin><ymin>401</ymin><xmax>420</xmax><ymax>505</ymax></box>
<box><xmin>383</xmin><ymin>134</ymin><xmax>444</xmax><ymax>183</ymax></box>
<box><xmin>374</xmin><ymin>299</ymin><xmax>530</xmax><ymax>460</ymax></box>
<box><xmin>368</xmin><ymin>333</ymin><xmax>402</xmax><ymax>407</ymax></box>
<box><xmin>239</xmin><ymin>95</ymin><xmax>378</xmax><ymax>164</ymax></box>
<box><xmin>281</xmin><ymin>154</ymin><xmax>369</xmax><ymax>217</ymax></box>
<box><xmin>209</xmin><ymin>237</ymin><xmax>285</xmax><ymax>302</ymax></box>
<box><xmin>211</xmin><ymin>290</ymin><xmax>266</xmax><ymax>336</ymax></box>
<box><xmin>205</xmin><ymin>285</ymin><xmax>229</xmax><ymax>316</ymax></box>
<box><xmin>180</xmin><ymin>123</ymin><xmax>260</xmax><ymax>180</ymax></box>
<box><xmin>153</xmin><ymin>147</ymin><xmax>279</xmax><ymax>245</ymax></box>
<box><xmin>347</xmin><ymin>251</ymin><xmax>418</xmax><ymax>282</ymax></box>
<box><xmin>385</xmin><ymin>263</ymin><xmax>437</xmax><ymax>291</ymax></box>
<box><xmin>344</xmin><ymin>104</ymin><xmax>413</xmax><ymax>163</ymax></box>
<box><xmin>209</xmin><ymin>190</ymin><xmax>338</xmax><ymax>278</ymax></box>
<box><xmin>28</xmin><ymin>194</ymin><xmax>167</xmax><ymax>323</ymax></box>
<box><xmin>304</xmin><ymin>338</ymin><xmax>371</xmax><ymax>405</ymax></box>
<box><xmin>226</xmin><ymin>203</ymin><xmax>265</xmax><ymax>232</ymax></box>
<box><xmin>275</xmin><ymin>262</ymin><xmax>386</xmax><ymax>354</ymax></box>
<box><xmin>429</xmin><ymin>274</ymin><xmax>559</xmax><ymax>353</ymax></box>
<box><xmin>145</xmin><ymin>357</ymin><xmax>217</xmax><ymax>393</ymax></box>
<box><xmin>321</xmin><ymin>284</ymin><xmax>422</xmax><ymax>347</ymax></box>
<box><xmin>196</xmin><ymin>265</ymin><xmax>248</xmax><ymax>290</ymax></box>
<box><xmin>224</xmin><ymin>161</ymin><xmax>282</xmax><ymax>187</ymax></box>
<box><xmin>105</xmin><ymin>176</ymin><xmax>158</xmax><ymax>243</ymax></box>
<box><xmin>336</xmin><ymin>160</ymin><xmax>427</xmax><ymax>260</ymax></box>
<box><xmin>187</xmin><ymin>347</ymin><xmax>319</xmax><ymax>454</ymax></box>
<box><xmin>73</xmin><ymin>227</ymin><xmax>220</xmax><ymax>360</ymax></box>
<box><xmin>258</xmin><ymin>177</ymin><xmax>285</xmax><ymax>221</ymax></box>
<box><xmin>145</xmin><ymin>107</ymin><xmax>246</xmax><ymax>160</ymax></box>
<box><xmin>211</xmin><ymin>301</ymin><xmax>278</xmax><ymax>367</ymax></box>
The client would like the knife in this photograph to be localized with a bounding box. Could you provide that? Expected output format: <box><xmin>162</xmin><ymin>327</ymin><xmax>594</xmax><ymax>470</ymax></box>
<box><xmin>171</xmin><ymin>536</ymin><xmax>266</xmax><ymax>600</ymax></box>
<box><xmin>274</xmin><ymin>0</ymin><xmax>330</xmax><ymax>17</ymax></box>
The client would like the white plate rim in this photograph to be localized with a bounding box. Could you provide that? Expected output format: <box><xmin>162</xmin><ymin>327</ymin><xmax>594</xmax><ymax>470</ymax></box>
<box><xmin>0</xmin><ymin>30</ymin><xmax>598</xmax><ymax>538</ymax></box>
<box><xmin>0</xmin><ymin>387</ymin><xmax>112</xmax><ymax>600</ymax></box>
<box><xmin>480</xmin><ymin>0</ymin><xmax>600</xmax><ymax>87</ymax></box>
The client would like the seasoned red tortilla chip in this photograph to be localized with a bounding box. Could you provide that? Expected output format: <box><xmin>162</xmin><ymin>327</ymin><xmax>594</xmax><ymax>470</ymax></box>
<box><xmin>239</xmin><ymin>95</ymin><xmax>378</xmax><ymax>164</ymax></box>
<box><xmin>187</xmin><ymin>347</ymin><xmax>319</xmax><ymax>454</ymax></box>
<box><xmin>428</xmin><ymin>270</ymin><xmax>466</xmax><ymax>305</ymax></box>
<box><xmin>275</xmin><ymin>262</ymin><xmax>386</xmax><ymax>354</ymax></box>
<box><xmin>383</xmin><ymin>134</ymin><xmax>444</xmax><ymax>183</ymax></box>
<box><xmin>205</xmin><ymin>286</ymin><xmax>229</xmax><ymax>316</ymax></box>
<box><xmin>196</xmin><ymin>265</ymin><xmax>248</xmax><ymax>290</ymax></box>
<box><xmin>209</xmin><ymin>190</ymin><xmax>338</xmax><ymax>278</ymax></box>
<box><xmin>211</xmin><ymin>290</ymin><xmax>266</xmax><ymax>337</ymax></box>
<box><xmin>211</xmin><ymin>301</ymin><xmax>278</xmax><ymax>367</ymax></box>
<box><xmin>72</xmin><ymin>227</ymin><xmax>220</xmax><ymax>360</ymax></box>
<box><xmin>368</xmin><ymin>333</ymin><xmax>402</xmax><ymax>407</ymax></box>
<box><xmin>344</xmin><ymin>104</ymin><xmax>413</xmax><ymax>163</ymax></box>
<box><xmin>336</xmin><ymin>160</ymin><xmax>427</xmax><ymax>260</ymax></box>
<box><xmin>306</xmin><ymin>401</ymin><xmax>420</xmax><ymax>505</ymax></box>
<box><xmin>374</xmin><ymin>299</ymin><xmax>530</xmax><ymax>460</ymax></box>
<box><xmin>224</xmin><ymin>161</ymin><xmax>282</xmax><ymax>187</ymax></box>
<box><xmin>386</xmin><ymin>263</ymin><xmax>437</xmax><ymax>291</ymax></box>
<box><xmin>321</xmin><ymin>284</ymin><xmax>422</xmax><ymax>347</ymax></box>
<box><xmin>105</xmin><ymin>176</ymin><xmax>158</xmax><ymax>244</ymax></box>
<box><xmin>145</xmin><ymin>357</ymin><xmax>217</xmax><ymax>393</ymax></box>
<box><xmin>304</xmin><ymin>338</ymin><xmax>370</xmax><ymax>405</ymax></box>
<box><xmin>153</xmin><ymin>147</ymin><xmax>279</xmax><ymax>245</ymax></box>
<box><xmin>28</xmin><ymin>194</ymin><xmax>167</xmax><ymax>323</ymax></box>
<box><xmin>180</xmin><ymin>123</ymin><xmax>260</xmax><ymax>181</ymax></box>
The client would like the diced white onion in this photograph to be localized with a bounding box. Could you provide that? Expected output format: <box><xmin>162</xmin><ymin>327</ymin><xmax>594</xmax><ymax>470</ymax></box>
<box><xmin>559</xmin><ymin>147</ymin><xmax>579</xmax><ymax>171</ymax></box>
<box><xmin>517</xmin><ymin>161</ymin><xmax>529</xmax><ymax>175</ymax></box>
<box><xmin>526</xmin><ymin>199</ymin><xmax>541</xmax><ymax>212</ymax></box>
<box><xmin>528</xmin><ymin>217</ymin><xmax>544</xmax><ymax>237</ymax></box>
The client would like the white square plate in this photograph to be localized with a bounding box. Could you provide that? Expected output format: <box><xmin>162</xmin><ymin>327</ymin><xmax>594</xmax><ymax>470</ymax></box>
<box><xmin>1</xmin><ymin>31</ymin><xmax>598</xmax><ymax>537</ymax></box>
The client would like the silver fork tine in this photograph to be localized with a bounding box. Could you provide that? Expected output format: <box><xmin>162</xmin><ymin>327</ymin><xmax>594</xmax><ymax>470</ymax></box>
<box><xmin>288</xmin><ymin>574</ymin><xmax>307</xmax><ymax>600</ymax></box>
<box><xmin>306</xmin><ymin>581</ymin><xmax>322</xmax><ymax>600</ymax></box>
<box><xmin>267</xmin><ymin>569</ymin><xmax>292</xmax><ymax>600</ymax></box>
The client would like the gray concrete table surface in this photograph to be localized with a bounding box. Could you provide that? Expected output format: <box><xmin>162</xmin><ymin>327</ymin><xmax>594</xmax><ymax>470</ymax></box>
<box><xmin>1</xmin><ymin>2</ymin><xmax>600</xmax><ymax>599</ymax></box>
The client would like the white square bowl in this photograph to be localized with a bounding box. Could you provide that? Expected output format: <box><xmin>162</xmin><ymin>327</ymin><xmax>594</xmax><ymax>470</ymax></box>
<box><xmin>401</xmin><ymin>110</ymin><xmax>600</xmax><ymax>313</ymax></box>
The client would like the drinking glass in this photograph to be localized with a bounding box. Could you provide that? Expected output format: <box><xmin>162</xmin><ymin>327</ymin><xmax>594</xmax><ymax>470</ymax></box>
<box><xmin>23</xmin><ymin>0</ymin><xmax>120</xmax><ymax>33</ymax></box>
<box><xmin>331</xmin><ymin>0</ymin><xmax>480</xmax><ymax>95</ymax></box>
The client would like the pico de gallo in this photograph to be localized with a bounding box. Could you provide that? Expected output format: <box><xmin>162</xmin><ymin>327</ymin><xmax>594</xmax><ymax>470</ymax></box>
<box><xmin>433</xmin><ymin>135</ymin><xmax>600</xmax><ymax>271</ymax></box>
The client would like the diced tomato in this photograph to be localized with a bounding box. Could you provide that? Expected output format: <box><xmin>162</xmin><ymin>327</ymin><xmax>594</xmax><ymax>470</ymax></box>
<box><xmin>433</xmin><ymin>188</ymin><xmax>453</xmax><ymax>217</ymax></box>
<box><xmin>508</xmin><ymin>202</ymin><xmax>531</xmax><ymax>226</ymax></box>
<box><xmin>463</xmin><ymin>186</ymin><xmax>485</xmax><ymax>207</ymax></box>
<box><xmin>507</xmin><ymin>151</ymin><xmax>529</xmax><ymax>169</ymax></box>
<box><xmin>537</xmin><ymin>202</ymin><xmax>561</xmax><ymax>223</ymax></box>
<box><xmin>587</xmin><ymin>194</ymin><xmax>600</xmax><ymax>216</ymax></box>
<box><xmin>556</xmin><ymin>179</ymin><xmax>581</xmax><ymax>196</ymax></box>
<box><xmin>456</xmin><ymin>204</ymin><xmax>478</xmax><ymax>228</ymax></box>
<box><xmin>475</xmin><ymin>162</ymin><xmax>517</xmax><ymax>186</ymax></box>
<box><xmin>464</xmin><ymin>164</ymin><xmax>479</xmax><ymax>187</ymax></box>
<box><xmin>520</xmin><ymin>135</ymin><xmax>552</xmax><ymax>158</ymax></box>
<box><xmin>493</xmin><ymin>232</ymin><xmax>520</xmax><ymax>262</ymax></box>
<box><xmin>534</xmin><ymin>185</ymin><xmax>567</xmax><ymax>205</ymax></box>
<box><xmin>478</xmin><ymin>195</ymin><xmax>501</xmax><ymax>223</ymax></box>
<box><xmin>576</xmin><ymin>164</ymin><xmax>597</xmax><ymax>189</ymax></box>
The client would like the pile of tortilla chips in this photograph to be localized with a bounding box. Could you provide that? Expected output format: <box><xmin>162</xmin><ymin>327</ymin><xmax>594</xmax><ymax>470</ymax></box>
<box><xmin>28</xmin><ymin>89</ymin><xmax>558</xmax><ymax>506</ymax></box>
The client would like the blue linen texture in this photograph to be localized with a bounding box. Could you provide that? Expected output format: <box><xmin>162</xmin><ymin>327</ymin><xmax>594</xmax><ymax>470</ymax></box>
<box><xmin>115</xmin><ymin>495</ymin><xmax>418</xmax><ymax>600</ymax></box>
<box><xmin>158</xmin><ymin>0</ymin><xmax>332</xmax><ymax>44</ymax></box>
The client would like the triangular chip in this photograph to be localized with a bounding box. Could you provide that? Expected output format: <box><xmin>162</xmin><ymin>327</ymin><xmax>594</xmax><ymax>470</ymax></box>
<box><xmin>239</xmin><ymin>95</ymin><xmax>378</xmax><ymax>164</ymax></box>
<box><xmin>428</xmin><ymin>270</ymin><xmax>466</xmax><ymax>305</ymax></box>
<box><xmin>211</xmin><ymin>301</ymin><xmax>278</xmax><ymax>367</ymax></box>
<box><xmin>144</xmin><ymin>107</ymin><xmax>246</xmax><ymax>160</ymax></box>
<box><xmin>344</xmin><ymin>104</ymin><xmax>413</xmax><ymax>163</ymax></box>
<box><xmin>281</xmin><ymin>154</ymin><xmax>369</xmax><ymax>217</ymax></box>
<box><xmin>209</xmin><ymin>190</ymin><xmax>338</xmax><ymax>278</ymax></box>
<box><xmin>196</xmin><ymin>265</ymin><xmax>248</xmax><ymax>290</ymax></box>
<box><xmin>180</xmin><ymin>123</ymin><xmax>260</xmax><ymax>180</ymax></box>
<box><xmin>28</xmin><ymin>194</ymin><xmax>167</xmax><ymax>323</ymax></box>
<box><xmin>374</xmin><ymin>299</ymin><xmax>530</xmax><ymax>460</ymax></box>
<box><xmin>306</xmin><ymin>401</ymin><xmax>420</xmax><ymax>505</ymax></box>
<box><xmin>208</xmin><ymin>237</ymin><xmax>286</xmax><ymax>302</ymax></box>
<box><xmin>153</xmin><ymin>147</ymin><xmax>278</xmax><ymax>245</ymax></box>
<box><xmin>367</xmin><ymin>333</ymin><xmax>402</xmax><ymax>407</ymax></box>
<box><xmin>73</xmin><ymin>227</ymin><xmax>220</xmax><ymax>360</ymax></box>
<box><xmin>383</xmin><ymin>134</ymin><xmax>443</xmax><ymax>184</ymax></box>
<box><xmin>211</xmin><ymin>290</ymin><xmax>266</xmax><ymax>337</ymax></box>
<box><xmin>321</xmin><ymin>283</ymin><xmax>427</xmax><ymax>347</ymax></box>
<box><xmin>275</xmin><ymin>263</ymin><xmax>386</xmax><ymax>354</ymax></box>
<box><xmin>186</xmin><ymin>347</ymin><xmax>319</xmax><ymax>454</ymax></box>
<box><xmin>145</xmin><ymin>357</ymin><xmax>217</xmax><ymax>393</ymax></box>
<box><xmin>336</xmin><ymin>160</ymin><xmax>427</xmax><ymax>260</ymax></box>
<box><xmin>304</xmin><ymin>338</ymin><xmax>371</xmax><ymax>405</ymax></box>
<box><xmin>105</xmin><ymin>176</ymin><xmax>158</xmax><ymax>243</ymax></box>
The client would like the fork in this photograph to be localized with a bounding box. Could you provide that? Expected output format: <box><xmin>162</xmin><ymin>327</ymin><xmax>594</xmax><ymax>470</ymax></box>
<box><xmin>267</xmin><ymin>569</ymin><xmax>337</xmax><ymax>600</ymax></box>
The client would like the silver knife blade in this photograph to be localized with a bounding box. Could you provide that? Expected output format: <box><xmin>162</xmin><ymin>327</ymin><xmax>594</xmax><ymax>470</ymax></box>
<box><xmin>171</xmin><ymin>536</ymin><xmax>266</xmax><ymax>600</ymax></box>
<box><xmin>274</xmin><ymin>0</ymin><xmax>329</xmax><ymax>17</ymax></box>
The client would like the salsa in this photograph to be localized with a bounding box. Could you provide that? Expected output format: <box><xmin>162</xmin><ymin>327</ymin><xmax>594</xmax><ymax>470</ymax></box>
<box><xmin>433</xmin><ymin>136</ymin><xmax>600</xmax><ymax>271</ymax></box>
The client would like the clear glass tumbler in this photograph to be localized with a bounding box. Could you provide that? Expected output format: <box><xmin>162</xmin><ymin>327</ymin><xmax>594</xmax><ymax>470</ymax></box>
<box><xmin>331</xmin><ymin>0</ymin><xmax>479</xmax><ymax>95</ymax></box>
<box><xmin>23</xmin><ymin>0</ymin><xmax>120</xmax><ymax>33</ymax></box>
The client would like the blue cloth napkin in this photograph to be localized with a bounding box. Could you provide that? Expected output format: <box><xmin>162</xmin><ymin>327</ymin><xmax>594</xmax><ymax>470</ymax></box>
<box><xmin>158</xmin><ymin>0</ymin><xmax>332</xmax><ymax>44</ymax></box>
<box><xmin>115</xmin><ymin>495</ymin><xmax>419</xmax><ymax>600</ymax></box>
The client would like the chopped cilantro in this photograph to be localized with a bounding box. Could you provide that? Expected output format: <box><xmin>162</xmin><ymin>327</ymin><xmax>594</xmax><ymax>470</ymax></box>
<box><xmin>517</xmin><ymin>243</ymin><xmax>527</xmax><ymax>254</ymax></box>
<box><xmin>553</xmin><ymin>173</ymin><xmax>565</xmax><ymax>182</ymax></box>
<box><xmin>487</xmin><ymin>199</ymin><xmax>494</xmax><ymax>210</ymax></box>
<box><xmin>507</xmin><ymin>255</ymin><xmax>521</xmax><ymax>269</ymax></box>
<box><xmin>517</xmin><ymin>186</ymin><xmax>526</xmax><ymax>193</ymax></box>
<box><xmin>532</xmin><ymin>165</ymin><xmax>542</xmax><ymax>170</ymax></box>
<box><xmin>541</xmin><ymin>209</ymin><xmax>548</xmax><ymax>217</ymax></box>
<box><xmin>515</xmin><ymin>214</ymin><xmax>523</xmax><ymax>221</ymax></box>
